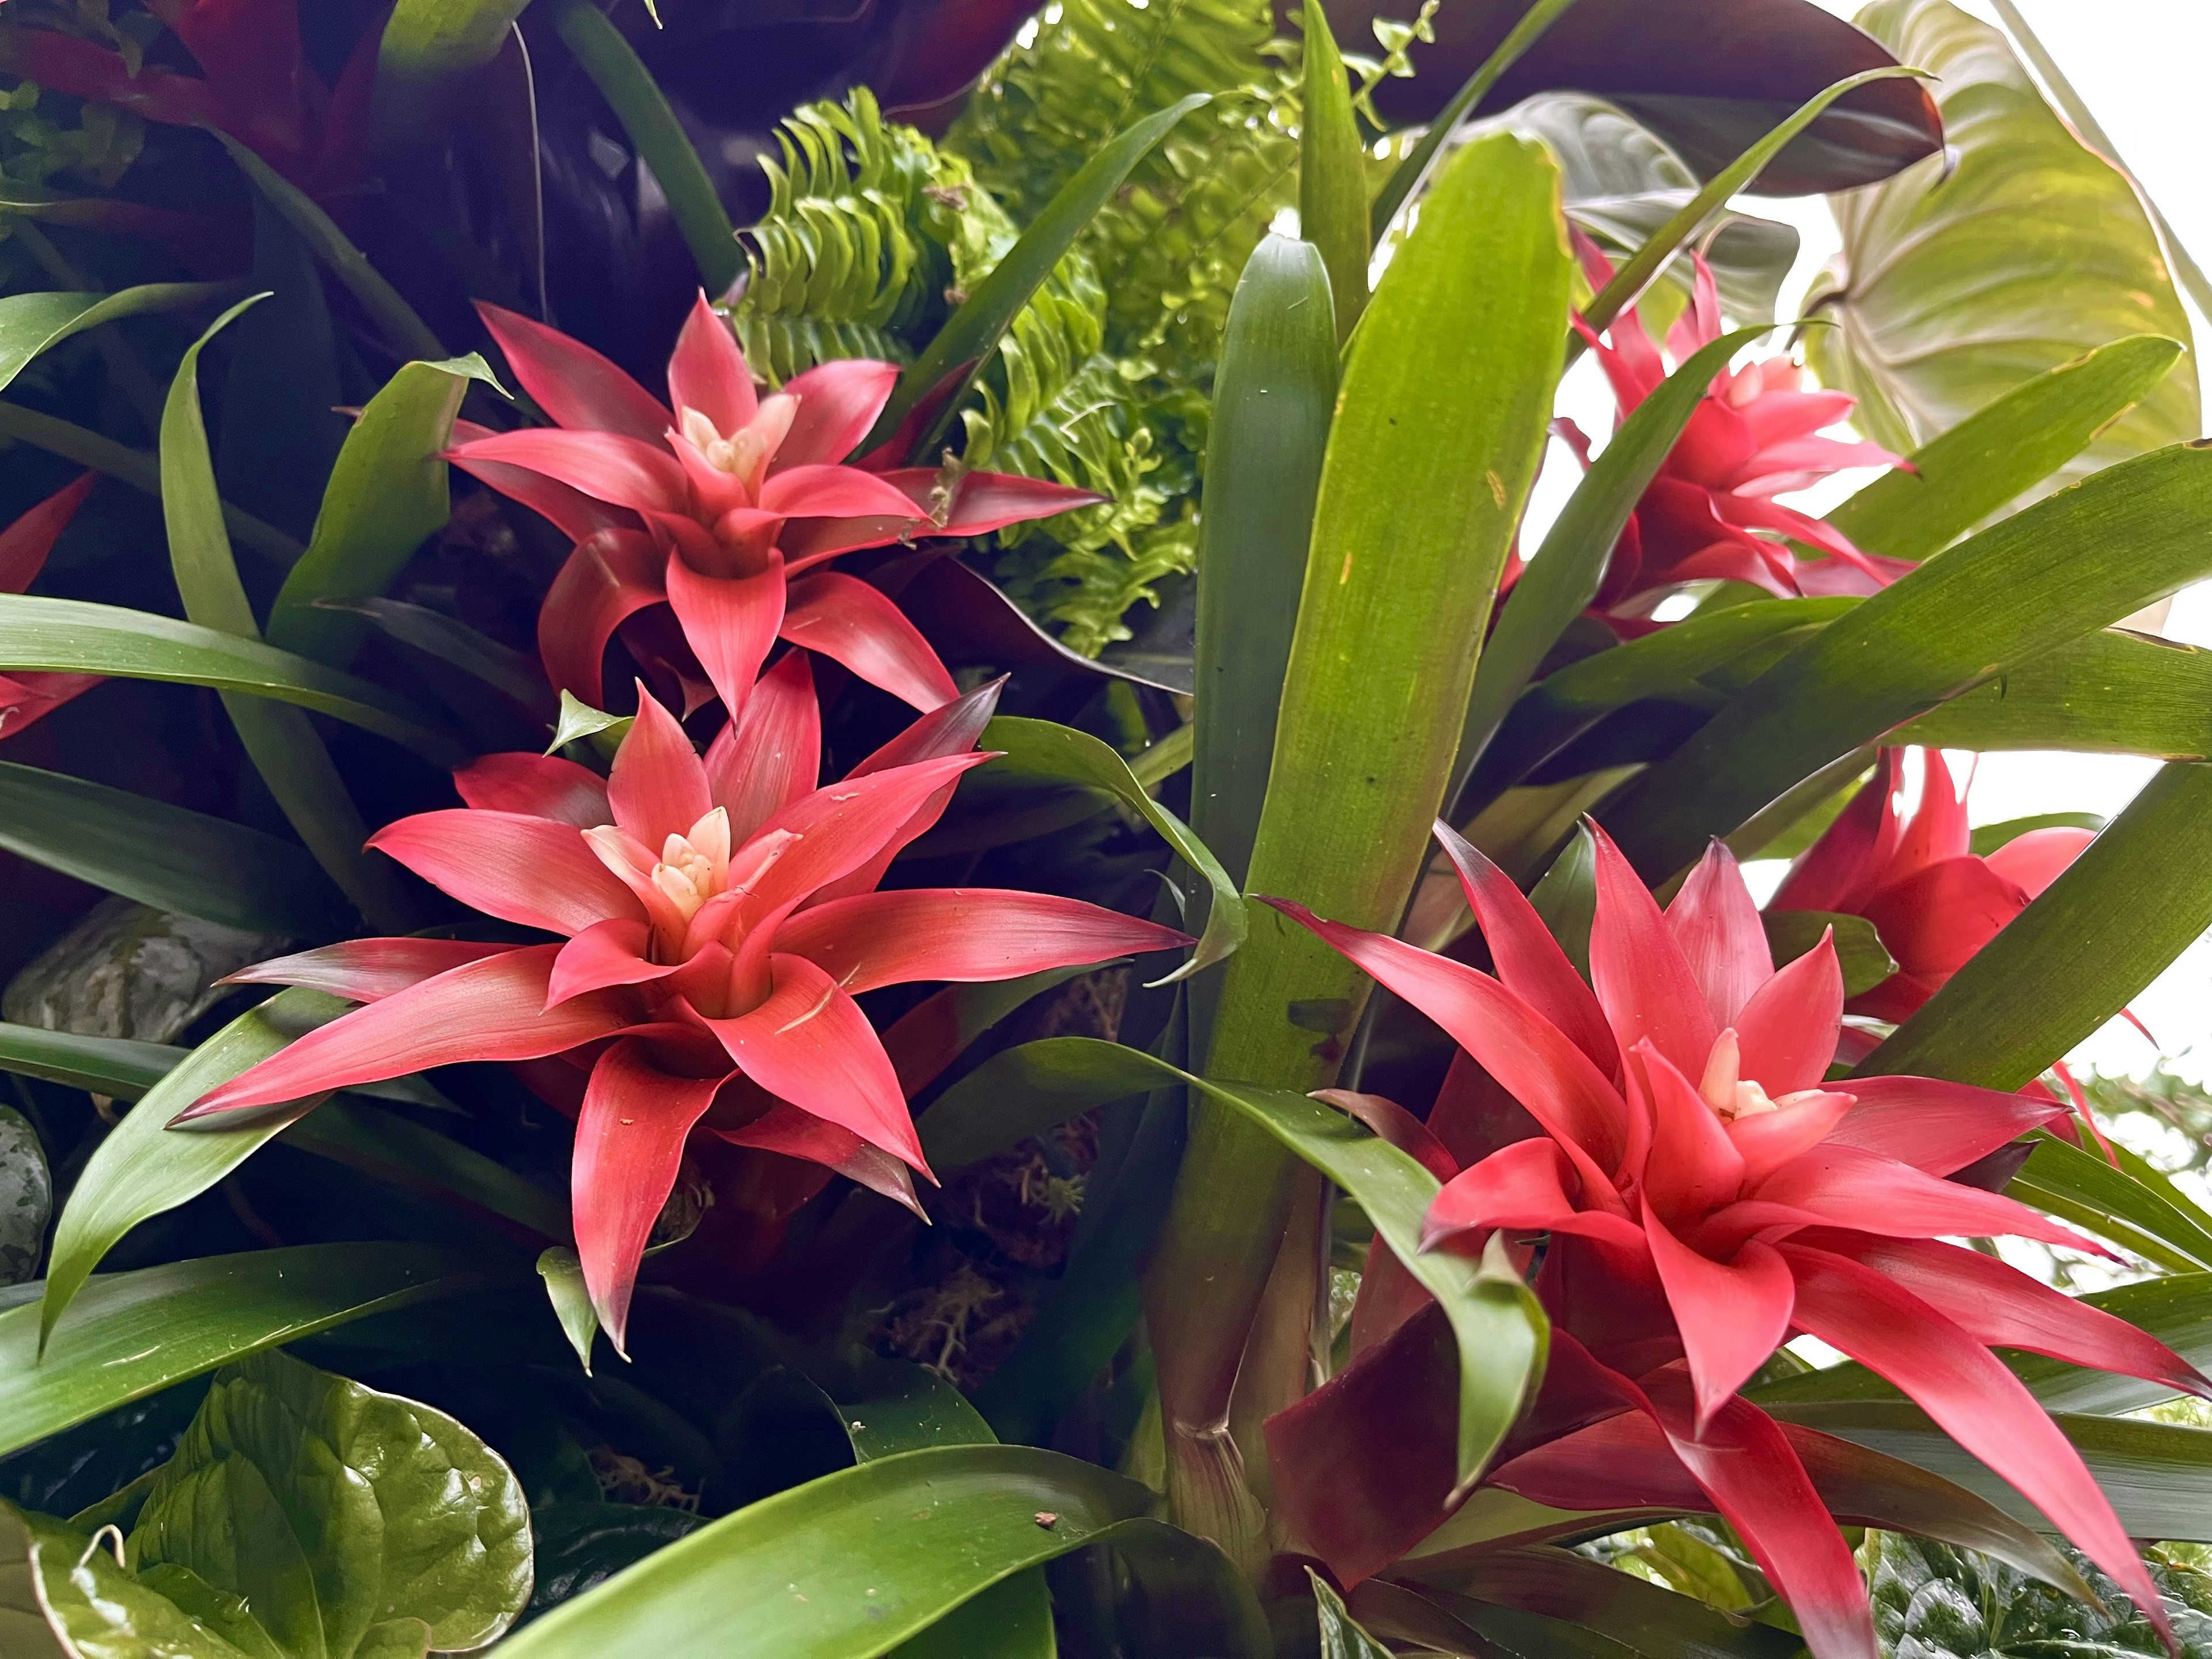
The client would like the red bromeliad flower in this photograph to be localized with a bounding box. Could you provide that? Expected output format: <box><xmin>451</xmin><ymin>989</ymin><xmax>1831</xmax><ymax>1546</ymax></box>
<box><xmin>448</xmin><ymin>296</ymin><xmax>1100</xmax><ymax>717</ymax></box>
<box><xmin>1775</xmin><ymin>748</ymin><xmax>2097</xmax><ymax>1022</ymax></box>
<box><xmin>173</xmin><ymin>658</ymin><xmax>1187</xmax><ymax>1347</ymax></box>
<box><xmin>0</xmin><ymin>473</ymin><xmax>101</xmax><ymax>738</ymax></box>
<box><xmin>1262</xmin><ymin>821</ymin><xmax>2205</xmax><ymax>1657</ymax></box>
<box><xmin>1555</xmin><ymin>238</ymin><xmax>1908</xmax><ymax>627</ymax></box>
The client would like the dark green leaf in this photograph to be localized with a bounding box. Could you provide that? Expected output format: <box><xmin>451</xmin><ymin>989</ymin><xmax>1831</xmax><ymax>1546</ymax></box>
<box><xmin>1896</xmin><ymin>630</ymin><xmax>2212</xmax><ymax>759</ymax></box>
<box><xmin>1828</xmin><ymin>336</ymin><xmax>2187</xmax><ymax>562</ymax></box>
<box><xmin>0</xmin><ymin>761</ymin><xmax>348</xmax><ymax>938</ymax></box>
<box><xmin>1865</xmin><ymin>1530</ymin><xmax>2210</xmax><ymax>1659</ymax></box>
<box><xmin>921</xmin><ymin>1037</ymin><xmax>1165</xmax><ymax>1175</ymax></box>
<box><xmin>209</xmin><ymin>132</ymin><xmax>446</xmax><ymax>363</ymax></box>
<box><xmin>536</xmin><ymin>1248</ymin><xmax>598</xmax><ymax>1374</ymax></box>
<box><xmin>525</xmin><ymin>1503</ymin><xmax>702</xmax><ymax>1623</ymax></box>
<box><xmin>1192</xmin><ymin>235</ymin><xmax>1336</xmax><ymax>895</ymax></box>
<box><xmin>872</xmin><ymin>92</ymin><xmax>1212</xmax><ymax>456</ymax></box>
<box><xmin>493</xmin><ymin>1445</ymin><xmax>1266</xmax><ymax>1659</ymax></box>
<box><xmin>1299</xmin><ymin>0</ymin><xmax>1366</xmax><ymax>342</ymax></box>
<box><xmin>980</xmin><ymin>717</ymin><xmax>1241</xmax><ymax>981</ymax></box>
<box><xmin>889</xmin><ymin>1573</ymin><xmax>1054</xmax><ymax>1659</ymax></box>
<box><xmin>282</xmin><ymin>1097</ymin><xmax>569</xmax><ymax>1241</ymax></box>
<box><xmin>267</xmin><ymin>355</ymin><xmax>504</xmax><ymax>667</ymax></box>
<box><xmin>0</xmin><ymin>282</ymin><xmax>234</xmax><ymax>398</ymax></box>
<box><xmin>1529</xmin><ymin>827</ymin><xmax>1597</xmax><ymax>978</ymax></box>
<box><xmin>543</xmin><ymin>0</ymin><xmax>741</xmax><ymax>296</ymax></box>
<box><xmin>1611</xmin><ymin>447</ymin><xmax>2212</xmax><ymax>880</ymax></box>
<box><xmin>1762</xmin><ymin>910</ymin><xmax>1895</xmax><ymax>999</ymax></box>
<box><xmin>2009</xmin><ymin>1132</ymin><xmax>2212</xmax><ymax>1275</ymax></box>
<box><xmin>1403</xmin><ymin>1551</ymin><xmax>1807</xmax><ymax>1659</ymax></box>
<box><xmin>219</xmin><ymin>191</ymin><xmax>347</xmax><ymax>544</ymax></box>
<box><xmin>1806</xmin><ymin>3</ymin><xmax>2196</xmax><ymax>506</ymax></box>
<box><xmin>0</xmin><ymin>1022</ymin><xmax>177</xmax><ymax>1100</ymax></box>
<box><xmin>130</xmin><ymin>1349</ymin><xmax>533</xmax><ymax>1654</ymax></box>
<box><xmin>39</xmin><ymin>988</ymin><xmax>346</xmax><ymax>1350</ymax></box>
<box><xmin>1861</xmin><ymin>762</ymin><xmax>2212</xmax><ymax>1089</ymax></box>
<box><xmin>325</xmin><ymin>597</ymin><xmax>550</xmax><ymax>713</ymax></box>
<box><xmin>1312</xmin><ymin>1569</ymin><xmax>1395</xmax><ymax>1659</ymax></box>
<box><xmin>2</xmin><ymin>1245</ymin><xmax>480</xmax><ymax>1458</ymax></box>
<box><xmin>374</xmin><ymin>0</ymin><xmax>535</xmax><ymax>144</ymax></box>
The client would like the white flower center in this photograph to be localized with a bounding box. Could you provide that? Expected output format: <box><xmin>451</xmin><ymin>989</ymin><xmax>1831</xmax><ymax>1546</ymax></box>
<box><xmin>646</xmin><ymin>808</ymin><xmax>730</xmax><ymax>924</ymax></box>
<box><xmin>678</xmin><ymin>394</ymin><xmax>798</xmax><ymax>495</ymax></box>
<box><xmin>1699</xmin><ymin>1028</ymin><xmax>1779</xmax><ymax>1120</ymax></box>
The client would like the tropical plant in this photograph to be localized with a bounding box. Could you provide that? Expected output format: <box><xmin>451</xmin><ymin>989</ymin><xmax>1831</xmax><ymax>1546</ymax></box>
<box><xmin>0</xmin><ymin>0</ymin><xmax>2210</xmax><ymax>1655</ymax></box>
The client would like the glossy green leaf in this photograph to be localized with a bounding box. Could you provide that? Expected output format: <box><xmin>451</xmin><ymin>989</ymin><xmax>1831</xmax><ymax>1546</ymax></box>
<box><xmin>1611</xmin><ymin>446</ymin><xmax>2212</xmax><ymax>880</ymax></box>
<box><xmin>1456</xmin><ymin>324</ymin><xmax>1772</xmax><ymax>797</ymax></box>
<box><xmin>921</xmin><ymin>1037</ymin><xmax>1165</xmax><ymax>1173</ymax></box>
<box><xmin>1580</xmin><ymin>67</ymin><xmax>1925</xmax><ymax>340</ymax></box>
<box><xmin>890</xmin><ymin>1574</ymin><xmax>1054</xmax><ymax>1659</ymax></box>
<box><xmin>548</xmin><ymin>691</ymin><xmax>629</xmax><ymax>757</ymax></box>
<box><xmin>1808</xmin><ymin>0</ymin><xmax>2195</xmax><ymax>513</ymax></box>
<box><xmin>1399</xmin><ymin>1550</ymin><xmax>1808</xmax><ymax>1659</ymax></box>
<box><xmin>544</xmin><ymin>0</ymin><xmax>740</xmax><ymax>297</ymax></box>
<box><xmin>3</xmin><ymin>1500</ymin><xmax>273</xmax><ymax>1659</ymax></box>
<box><xmin>1529</xmin><ymin>827</ymin><xmax>1597</xmax><ymax>979</ymax></box>
<box><xmin>525</xmin><ymin>1504</ymin><xmax>702</xmax><ymax>1623</ymax></box>
<box><xmin>0</xmin><ymin>761</ymin><xmax>348</xmax><ymax>938</ymax></box>
<box><xmin>130</xmin><ymin>1349</ymin><xmax>533</xmax><ymax>1656</ymax></box>
<box><xmin>161</xmin><ymin>302</ymin><xmax>418</xmax><ymax>930</ymax></box>
<box><xmin>0</xmin><ymin>1023</ymin><xmax>177</xmax><ymax>1100</ymax></box>
<box><xmin>1298</xmin><ymin>0</ymin><xmax>1366</xmax><ymax>342</ymax></box>
<box><xmin>872</xmin><ymin>92</ymin><xmax>1211</xmax><ymax>456</ymax></box>
<box><xmin>1312</xmin><ymin>1570</ymin><xmax>1394</xmax><ymax>1659</ymax></box>
<box><xmin>536</xmin><ymin>1248</ymin><xmax>598</xmax><ymax>1374</ymax></box>
<box><xmin>2</xmin><ymin>1245</ymin><xmax>478</xmax><ymax>1459</ymax></box>
<box><xmin>1369</xmin><ymin>0</ymin><xmax>1581</xmax><ymax>238</ymax></box>
<box><xmin>0</xmin><ymin>283</ymin><xmax>233</xmax><ymax>399</ymax></box>
<box><xmin>494</xmin><ymin>1445</ymin><xmax>1266</xmax><ymax>1659</ymax></box>
<box><xmin>375</xmin><ymin>0</ymin><xmax>534</xmax><ymax>143</ymax></box>
<box><xmin>1190</xmin><ymin>234</ymin><xmax>1337</xmax><ymax>899</ymax></box>
<box><xmin>1862</xmin><ymin>763</ymin><xmax>2212</xmax><ymax>1089</ymax></box>
<box><xmin>981</xmin><ymin>716</ymin><xmax>1242</xmax><ymax>982</ymax></box>
<box><xmin>1828</xmin><ymin>336</ymin><xmax>2186</xmax><ymax>562</ymax></box>
<box><xmin>1763</xmin><ymin>910</ymin><xmax>1895</xmax><ymax>999</ymax></box>
<box><xmin>39</xmin><ymin>988</ymin><xmax>347</xmax><ymax>1351</ymax></box>
<box><xmin>267</xmin><ymin>355</ymin><xmax>504</xmax><ymax>668</ymax></box>
<box><xmin>1766</xmin><ymin>1402</ymin><xmax>2212</xmax><ymax>1543</ymax></box>
<box><xmin>2010</xmin><ymin>1132</ymin><xmax>2212</xmax><ymax>1275</ymax></box>
<box><xmin>1895</xmin><ymin>629</ymin><xmax>2212</xmax><ymax>759</ymax></box>
<box><xmin>0</xmin><ymin>596</ymin><xmax>458</xmax><ymax>762</ymax></box>
<box><xmin>209</xmin><ymin>132</ymin><xmax>445</xmax><ymax>364</ymax></box>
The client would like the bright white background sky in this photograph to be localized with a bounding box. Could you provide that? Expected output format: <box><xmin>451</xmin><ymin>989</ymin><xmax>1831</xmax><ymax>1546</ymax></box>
<box><xmin>1525</xmin><ymin>0</ymin><xmax>2212</xmax><ymax>1080</ymax></box>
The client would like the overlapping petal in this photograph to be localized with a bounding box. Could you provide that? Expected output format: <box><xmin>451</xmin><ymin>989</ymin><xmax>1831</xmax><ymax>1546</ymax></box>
<box><xmin>368</xmin><ymin>810</ymin><xmax>642</xmax><ymax>936</ymax></box>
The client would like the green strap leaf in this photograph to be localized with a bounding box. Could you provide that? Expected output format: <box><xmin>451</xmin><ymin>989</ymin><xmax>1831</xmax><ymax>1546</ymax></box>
<box><xmin>870</xmin><ymin>92</ymin><xmax>1212</xmax><ymax>457</ymax></box>
<box><xmin>1455</xmin><ymin>324</ymin><xmax>1774</xmax><ymax>799</ymax></box>
<box><xmin>1298</xmin><ymin>0</ymin><xmax>1367</xmax><ymax>343</ymax></box>
<box><xmin>1861</xmin><ymin>762</ymin><xmax>2212</xmax><ymax>1089</ymax></box>
<box><xmin>1828</xmin><ymin>335</ymin><xmax>2186</xmax><ymax>563</ymax></box>
<box><xmin>2010</xmin><ymin>1131</ymin><xmax>2212</xmax><ymax>1275</ymax></box>
<box><xmin>284</xmin><ymin>1097</ymin><xmax>570</xmax><ymax>1241</ymax></box>
<box><xmin>0</xmin><ymin>1022</ymin><xmax>178</xmax><ymax>1099</ymax></box>
<box><xmin>325</xmin><ymin>596</ymin><xmax>550</xmax><ymax>713</ymax></box>
<box><xmin>536</xmin><ymin>1247</ymin><xmax>599</xmax><ymax>1373</ymax></box>
<box><xmin>1578</xmin><ymin>67</ymin><xmax>1927</xmax><ymax>340</ymax></box>
<box><xmin>161</xmin><ymin>301</ymin><xmax>422</xmax><ymax>930</ymax></box>
<box><xmin>1392</xmin><ymin>1552</ymin><xmax>1810</xmax><ymax>1659</ymax></box>
<box><xmin>1762</xmin><ymin>910</ymin><xmax>1895</xmax><ymax>999</ymax></box>
<box><xmin>492</xmin><ymin>1445</ymin><xmax>1267</xmax><ymax>1659</ymax></box>
<box><xmin>1894</xmin><ymin>627</ymin><xmax>2212</xmax><ymax>758</ymax></box>
<box><xmin>3</xmin><ymin>1244</ymin><xmax>480</xmax><ymax>1458</ymax></box>
<box><xmin>267</xmin><ymin>355</ymin><xmax>505</xmax><ymax>667</ymax></box>
<box><xmin>207</xmin><ymin>131</ymin><xmax>446</xmax><ymax>363</ymax></box>
<box><xmin>0</xmin><ymin>760</ymin><xmax>349</xmax><ymax>938</ymax></box>
<box><xmin>980</xmin><ymin>715</ymin><xmax>1244</xmax><ymax>982</ymax></box>
<box><xmin>1190</xmin><ymin>235</ymin><xmax>1338</xmax><ymax>897</ymax></box>
<box><xmin>39</xmin><ymin>987</ymin><xmax>347</xmax><ymax>1351</ymax></box>
<box><xmin>1312</xmin><ymin>1570</ymin><xmax>1395</xmax><ymax>1659</ymax></box>
<box><xmin>0</xmin><ymin>282</ymin><xmax>235</xmax><ymax>398</ymax></box>
<box><xmin>0</xmin><ymin>594</ymin><xmax>460</xmax><ymax>760</ymax></box>
<box><xmin>1369</xmin><ymin>0</ymin><xmax>1582</xmax><ymax>238</ymax></box>
<box><xmin>1611</xmin><ymin>445</ymin><xmax>2212</xmax><ymax>880</ymax></box>
<box><xmin>921</xmin><ymin>1037</ymin><xmax>1166</xmax><ymax>1173</ymax></box>
<box><xmin>374</xmin><ymin>0</ymin><xmax>535</xmax><ymax>145</ymax></box>
<box><xmin>544</xmin><ymin>0</ymin><xmax>741</xmax><ymax>297</ymax></box>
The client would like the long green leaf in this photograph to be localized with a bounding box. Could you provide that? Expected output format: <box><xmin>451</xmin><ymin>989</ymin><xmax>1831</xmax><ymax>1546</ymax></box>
<box><xmin>544</xmin><ymin>0</ymin><xmax>741</xmax><ymax>296</ymax></box>
<box><xmin>0</xmin><ymin>1022</ymin><xmax>177</xmax><ymax>1099</ymax></box>
<box><xmin>1611</xmin><ymin>445</ymin><xmax>2212</xmax><ymax>879</ymax></box>
<box><xmin>980</xmin><ymin>715</ymin><xmax>1243</xmax><ymax>982</ymax></box>
<box><xmin>493</xmin><ymin>1445</ymin><xmax>1267</xmax><ymax>1659</ymax></box>
<box><xmin>1298</xmin><ymin>0</ymin><xmax>1366</xmax><ymax>342</ymax></box>
<box><xmin>3</xmin><ymin>1244</ymin><xmax>478</xmax><ymax>1457</ymax></box>
<box><xmin>1369</xmin><ymin>0</ymin><xmax>1582</xmax><ymax>237</ymax></box>
<box><xmin>39</xmin><ymin>987</ymin><xmax>347</xmax><ymax>1351</ymax></box>
<box><xmin>1766</xmin><ymin>1402</ymin><xmax>2212</xmax><ymax>1543</ymax></box>
<box><xmin>0</xmin><ymin>282</ymin><xmax>233</xmax><ymax>397</ymax></box>
<box><xmin>374</xmin><ymin>0</ymin><xmax>535</xmax><ymax>143</ymax></box>
<box><xmin>1580</xmin><ymin>67</ymin><xmax>1926</xmax><ymax>339</ymax></box>
<box><xmin>1861</xmin><ymin>762</ymin><xmax>2212</xmax><ymax>1088</ymax></box>
<box><xmin>0</xmin><ymin>760</ymin><xmax>349</xmax><ymax>937</ymax></box>
<box><xmin>1895</xmin><ymin>628</ymin><xmax>2212</xmax><ymax>757</ymax></box>
<box><xmin>1455</xmin><ymin>324</ymin><xmax>1771</xmax><ymax>798</ymax></box>
<box><xmin>161</xmin><ymin>300</ymin><xmax>418</xmax><ymax>929</ymax></box>
<box><xmin>283</xmin><ymin>1097</ymin><xmax>569</xmax><ymax>1241</ymax></box>
<box><xmin>0</xmin><ymin>594</ymin><xmax>461</xmax><ymax>760</ymax></box>
<box><xmin>872</xmin><ymin>92</ymin><xmax>1211</xmax><ymax>456</ymax></box>
<box><xmin>925</xmin><ymin>1037</ymin><xmax>1548</xmax><ymax>1491</ymax></box>
<box><xmin>1145</xmin><ymin>134</ymin><xmax>1568</xmax><ymax>1550</ymax></box>
<box><xmin>209</xmin><ymin>132</ymin><xmax>445</xmax><ymax>363</ymax></box>
<box><xmin>1399</xmin><ymin>1555</ymin><xmax>1807</xmax><ymax>1659</ymax></box>
<box><xmin>267</xmin><ymin>355</ymin><xmax>503</xmax><ymax>666</ymax></box>
<box><xmin>1190</xmin><ymin>234</ymin><xmax>1337</xmax><ymax>896</ymax></box>
<box><xmin>1828</xmin><ymin>335</ymin><xmax>2186</xmax><ymax>562</ymax></box>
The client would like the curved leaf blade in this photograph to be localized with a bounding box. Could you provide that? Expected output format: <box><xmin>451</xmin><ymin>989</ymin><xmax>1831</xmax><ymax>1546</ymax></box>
<box><xmin>0</xmin><ymin>282</ymin><xmax>233</xmax><ymax>397</ymax></box>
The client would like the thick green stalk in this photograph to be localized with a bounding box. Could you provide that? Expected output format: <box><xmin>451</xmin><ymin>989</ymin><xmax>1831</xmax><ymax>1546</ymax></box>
<box><xmin>1142</xmin><ymin>132</ymin><xmax>1569</xmax><ymax>1566</ymax></box>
